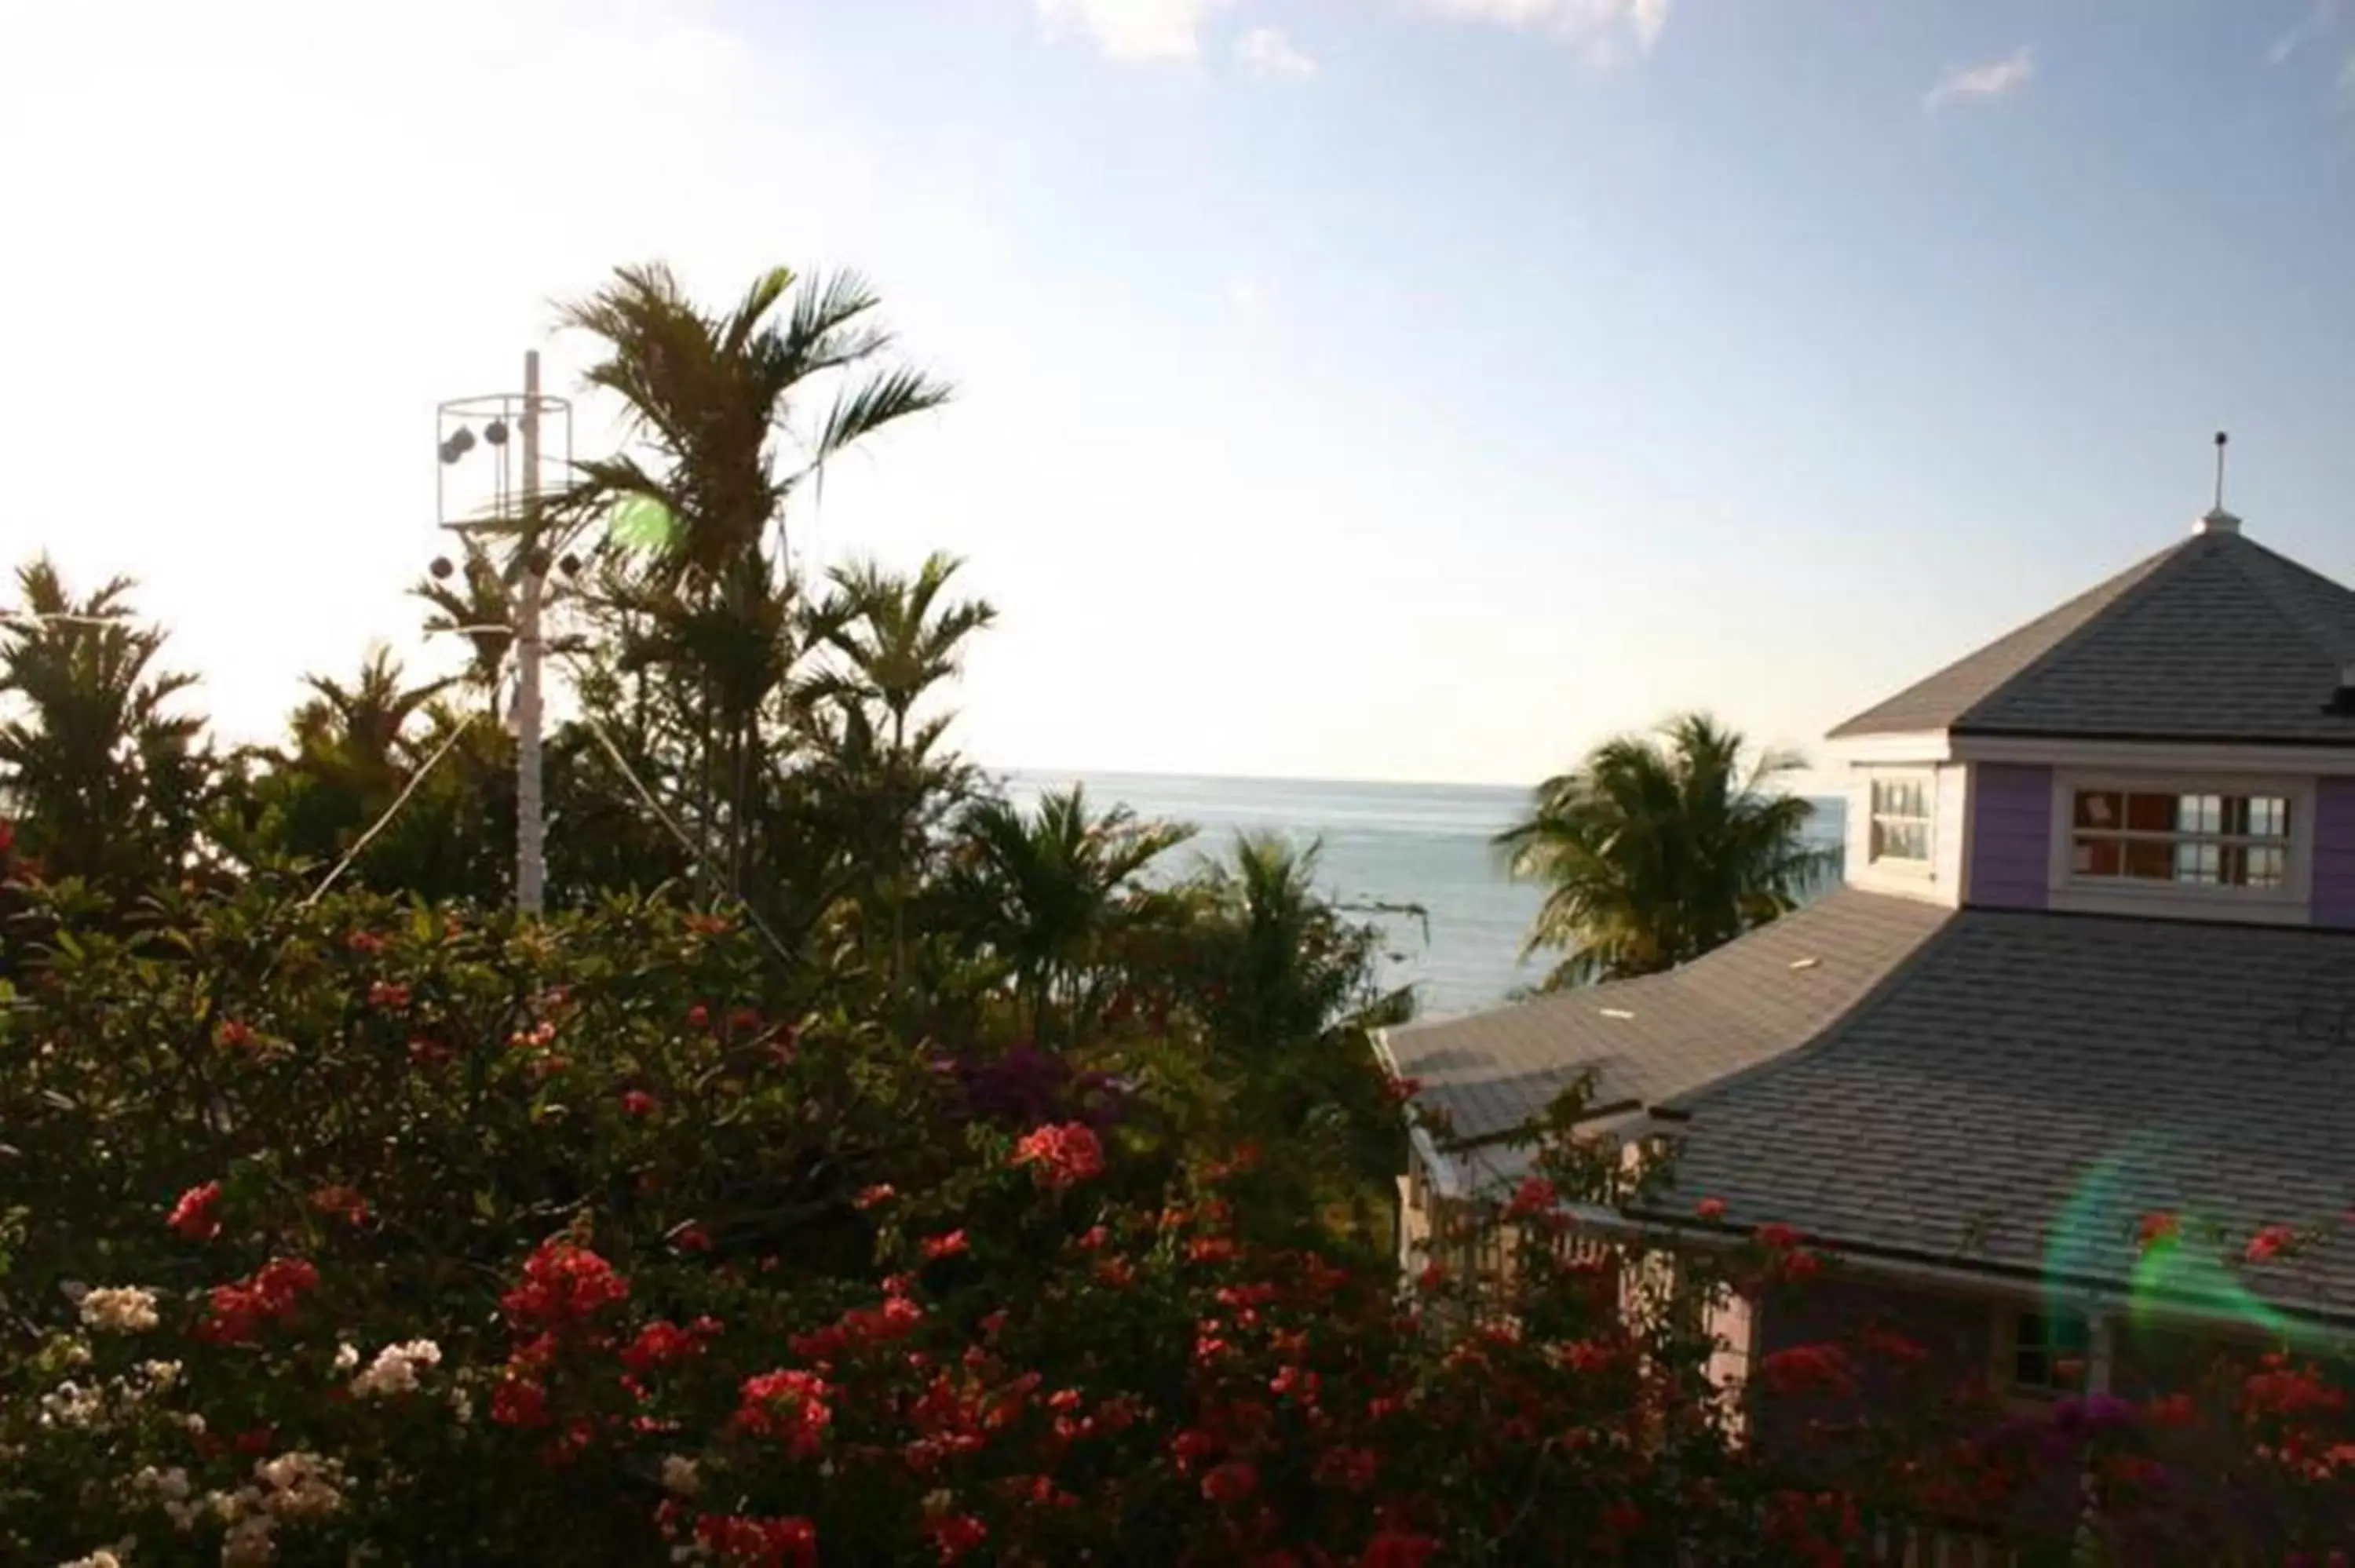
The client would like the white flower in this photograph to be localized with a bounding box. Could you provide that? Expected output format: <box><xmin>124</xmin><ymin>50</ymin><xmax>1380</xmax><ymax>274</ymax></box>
<box><xmin>331</xmin><ymin>1344</ymin><xmax>360</xmax><ymax>1373</ymax></box>
<box><xmin>78</xmin><ymin>1286</ymin><xmax>160</xmax><ymax>1335</ymax></box>
<box><xmin>221</xmin><ymin>1512</ymin><xmax>276</xmax><ymax>1568</ymax></box>
<box><xmin>349</xmin><ymin>1339</ymin><xmax>441</xmax><ymax>1399</ymax></box>
<box><xmin>133</xmin><ymin>1465</ymin><xmax>192</xmax><ymax>1502</ymax></box>
<box><xmin>59</xmin><ymin>1551</ymin><xmax>125</xmax><ymax>1568</ymax></box>
<box><xmin>659</xmin><ymin>1454</ymin><xmax>701</xmax><ymax>1497</ymax></box>
<box><xmin>39</xmin><ymin>1381</ymin><xmax>103</xmax><ymax>1428</ymax></box>
<box><xmin>252</xmin><ymin>1451</ymin><xmax>343</xmax><ymax>1521</ymax></box>
<box><xmin>178</xmin><ymin>1412</ymin><xmax>206</xmax><ymax>1438</ymax></box>
<box><xmin>139</xmin><ymin>1361</ymin><xmax>182</xmax><ymax>1393</ymax></box>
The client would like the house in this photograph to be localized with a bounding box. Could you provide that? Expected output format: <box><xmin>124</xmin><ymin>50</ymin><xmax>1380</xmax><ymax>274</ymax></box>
<box><xmin>1380</xmin><ymin>487</ymin><xmax>2355</xmax><ymax>1428</ymax></box>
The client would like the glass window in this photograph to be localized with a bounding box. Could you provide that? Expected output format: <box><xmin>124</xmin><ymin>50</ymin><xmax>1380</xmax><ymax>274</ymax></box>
<box><xmin>2011</xmin><ymin>1310</ymin><xmax>2090</xmax><ymax>1395</ymax></box>
<box><xmin>1868</xmin><ymin>775</ymin><xmax>1933</xmax><ymax>865</ymax></box>
<box><xmin>2068</xmin><ymin>789</ymin><xmax>2294</xmax><ymax>892</ymax></box>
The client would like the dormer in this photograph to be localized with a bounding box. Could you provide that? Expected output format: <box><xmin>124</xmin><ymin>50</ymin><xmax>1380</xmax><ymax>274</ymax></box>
<box><xmin>1822</xmin><ymin>492</ymin><xmax>2355</xmax><ymax>930</ymax></box>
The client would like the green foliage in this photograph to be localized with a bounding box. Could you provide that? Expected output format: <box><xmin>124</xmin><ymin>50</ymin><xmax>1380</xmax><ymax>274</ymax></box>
<box><xmin>1496</xmin><ymin>711</ymin><xmax>1837</xmax><ymax>988</ymax></box>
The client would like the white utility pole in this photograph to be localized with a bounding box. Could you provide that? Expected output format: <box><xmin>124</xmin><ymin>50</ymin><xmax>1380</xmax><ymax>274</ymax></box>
<box><xmin>515</xmin><ymin>349</ymin><xmax>547</xmax><ymax>914</ymax></box>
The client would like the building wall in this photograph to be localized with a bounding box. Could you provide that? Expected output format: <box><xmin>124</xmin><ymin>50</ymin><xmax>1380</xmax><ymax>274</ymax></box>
<box><xmin>1845</xmin><ymin>764</ymin><xmax>1967</xmax><ymax>907</ymax></box>
<box><xmin>1966</xmin><ymin>763</ymin><xmax>2052</xmax><ymax>910</ymax></box>
<box><xmin>2313</xmin><ymin>777</ymin><xmax>2355</xmax><ymax>931</ymax></box>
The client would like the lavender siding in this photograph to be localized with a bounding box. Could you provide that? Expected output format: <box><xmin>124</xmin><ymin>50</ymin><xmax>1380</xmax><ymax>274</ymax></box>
<box><xmin>2313</xmin><ymin>779</ymin><xmax>2355</xmax><ymax>930</ymax></box>
<box><xmin>1966</xmin><ymin>764</ymin><xmax>2052</xmax><ymax>910</ymax></box>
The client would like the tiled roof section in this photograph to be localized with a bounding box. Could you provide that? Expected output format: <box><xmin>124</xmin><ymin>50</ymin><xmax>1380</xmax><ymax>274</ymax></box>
<box><xmin>1829</xmin><ymin>531</ymin><xmax>2355</xmax><ymax>746</ymax></box>
<box><xmin>1640</xmin><ymin>911</ymin><xmax>2355</xmax><ymax>1322</ymax></box>
<box><xmin>1824</xmin><ymin>541</ymin><xmax>2179</xmax><ymax>738</ymax></box>
<box><xmin>1378</xmin><ymin>889</ymin><xmax>1952</xmax><ymax>1147</ymax></box>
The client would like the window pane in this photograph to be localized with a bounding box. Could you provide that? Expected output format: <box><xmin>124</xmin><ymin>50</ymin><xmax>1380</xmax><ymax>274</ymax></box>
<box><xmin>2126</xmin><ymin>793</ymin><xmax>2178</xmax><ymax>833</ymax></box>
<box><xmin>2251</xmin><ymin>797</ymin><xmax>2291</xmax><ymax>840</ymax></box>
<box><xmin>2248</xmin><ymin>845</ymin><xmax>2286</xmax><ymax>889</ymax></box>
<box><xmin>2123</xmin><ymin>840</ymin><xmax>2174</xmax><ymax>881</ymax></box>
<box><xmin>2075</xmin><ymin>791</ymin><xmax>2121</xmax><ymax>829</ymax></box>
<box><xmin>2074</xmin><ymin>837</ymin><xmax>2120</xmax><ymax>877</ymax></box>
<box><xmin>2176</xmin><ymin>842</ymin><xmax>2221</xmax><ymax>884</ymax></box>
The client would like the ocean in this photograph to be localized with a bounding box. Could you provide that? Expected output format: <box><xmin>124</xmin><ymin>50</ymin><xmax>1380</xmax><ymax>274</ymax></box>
<box><xmin>999</xmin><ymin>771</ymin><xmax>1848</xmax><ymax>1022</ymax></box>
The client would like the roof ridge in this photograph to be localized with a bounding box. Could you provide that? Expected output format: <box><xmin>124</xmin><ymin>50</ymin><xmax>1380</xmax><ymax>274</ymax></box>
<box><xmin>2210</xmin><ymin>533</ymin><xmax>2355</xmax><ymax>672</ymax></box>
<box><xmin>1827</xmin><ymin>538</ymin><xmax>2185</xmax><ymax>739</ymax></box>
<box><xmin>1948</xmin><ymin>534</ymin><xmax>2207</xmax><ymax>731</ymax></box>
<box><xmin>1647</xmin><ymin>901</ymin><xmax>1962</xmax><ymax>1118</ymax></box>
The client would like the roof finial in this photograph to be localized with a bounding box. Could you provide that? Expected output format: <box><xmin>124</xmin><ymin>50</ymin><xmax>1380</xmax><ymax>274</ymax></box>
<box><xmin>2197</xmin><ymin>430</ymin><xmax>2242</xmax><ymax>535</ymax></box>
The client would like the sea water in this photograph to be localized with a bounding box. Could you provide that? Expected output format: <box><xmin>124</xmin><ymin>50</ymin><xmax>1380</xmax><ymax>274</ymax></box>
<box><xmin>998</xmin><ymin>770</ymin><xmax>1847</xmax><ymax>1021</ymax></box>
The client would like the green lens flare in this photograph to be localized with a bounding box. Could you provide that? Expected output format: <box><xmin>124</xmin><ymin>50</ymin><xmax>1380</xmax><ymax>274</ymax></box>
<box><xmin>608</xmin><ymin>494</ymin><xmax>676</xmax><ymax>552</ymax></box>
<box><xmin>2045</xmin><ymin>1133</ymin><xmax>2312</xmax><ymax>1348</ymax></box>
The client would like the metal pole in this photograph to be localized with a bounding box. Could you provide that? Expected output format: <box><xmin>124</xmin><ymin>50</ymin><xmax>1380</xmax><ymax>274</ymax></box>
<box><xmin>516</xmin><ymin>350</ymin><xmax>547</xmax><ymax>914</ymax></box>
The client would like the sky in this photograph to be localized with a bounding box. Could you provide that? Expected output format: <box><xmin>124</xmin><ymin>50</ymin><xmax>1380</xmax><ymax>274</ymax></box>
<box><xmin>3</xmin><ymin>0</ymin><xmax>2353</xmax><ymax>789</ymax></box>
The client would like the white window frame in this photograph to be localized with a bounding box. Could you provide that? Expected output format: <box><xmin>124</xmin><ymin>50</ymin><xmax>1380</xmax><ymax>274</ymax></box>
<box><xmin>2046</xmin><ymin>771</ymin><xmax>2313</xmax><ymax>921</ymax></box>
<box><xmin>1864</xmin><ymin>768</ymin><xmax>1936</xmax><ymax>870</ymax></box>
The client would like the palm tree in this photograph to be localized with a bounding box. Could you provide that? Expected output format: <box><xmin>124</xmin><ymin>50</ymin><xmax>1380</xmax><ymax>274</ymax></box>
<box><xmin>1188</xmin><ymin>833</ymin><xmax>1414</xmax><ymax>1055</ymax></box>
<box><xmin>548</xmin><ymin>262</ymin><xmax>953</xmax><ymax>898</ymax></box>
<box><xmin>810</xmin><ymin>552</ymin><xmax>995</xmax><ymax>757</ymax></box>
<box><xmin>410</xmin><ymin>541</ymin><xmax>515</xmax><ymax>703</ymax></box>
<box><xmin>943</xmin><ymin>786</ymin><xmax>1193</xmax><ymax>1045</ymax></box>
<box><xmin>0</xmin><ymin>559</ymin><xmax>211</xmax><ymax>898</ymax></box>
<box><xmin>1497</xmin><ymin>713</ymin><xmax>1833</xmax><ymax>989</ymax></box>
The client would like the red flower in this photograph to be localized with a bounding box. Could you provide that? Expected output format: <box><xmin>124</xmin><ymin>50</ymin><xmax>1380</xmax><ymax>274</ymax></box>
<box><xmin>199</xmin><ymin>1256</ymin><xmax>319</xmax><ymax>1343</ymax></box>
<box><xmin>500</xmin><ymin>1238</ymin><xmax>630</xmax><ymax>1331</ymax></box>
<box><xmin>1012</xmin><ymin>1123</ymin><xmax>1106</xmax><ymax>1190</ymax></box>
<box><xmin>672</xmin><ymin>1224</ymin><xmax>715</xmax><ymax>1253</ymax></box>
<box><xmin>2138</xmin><ymin>1211</ymin><xmax>2180</xmax><ymax>1249</ymax></box>
<box><xmin>622</xmin><ymin>1318</ymin><xmax>712</xmax><ymax>1374</ymax></box>
<box><xmin>168</xmin><ymin>1181</ymin><xmax>223</xmax><ymax>1241</ymax></box>
<box><xmin>1603</xmin><ymin>1498</ymin><xmax>1643</xmax><ymax>1536</ymax></box>
<box><xmin>1383</xmin><ymin>1075</ymin><xmax>1424</xmax><ymax>1107</ymax></box>
<box><xmin>687</xmin><ymin>1004</ymin><xmax>710</xmax><ymax>1030</ymax></box>
<box><xmin>1696</xmin><ymin>1197</ymin><xmax>1727</xmax><ymax>1221</ymax></box>
<box><xmin>2245</xmin><ymin>1223</ymin><xmax>2298</xmax><ymax>1263</ymax></box>
<box><xmin>728</xmin><ymin>1007</ymin><xmax>762</xmax><ymax>1033</ymax></box>
<box><xmin>696</xmin><ymin>1515</ymin><xmax>818</xmax><ymax>1568</ymax></box>
<box><xmin>309</xmin><ymin>1184</ymin><xmax>370</xmax><ymax>1225</ymax></box>
<box><xmin>0</xmin><ymin>818</ymin><xmax>13</xmax><ymax>859</ymax></box>
<box><xmin>735</xmin><ymin>1369</ymin><xmax>833</xmax><ymax>1456</ymax></box>
<box><xmin>854</xmin><ymin>1184</ymin><xmax>896</xmax><ymax>1210</ymax></box>
<box><xmin>621</xmin><ymin>1089</ymin><xmax>659</xmax><ymax>1118</ymax></box>
<box><xmin>2145</xmin><ymin>1393</ymin><xmax>2196</xmax><ymax>1428</ymax></box>
<box><xmin>1202</xmin><ymin>1460</ymin><xmax>1259</xmax><ymax>1505</ymax></box>
<box><xmin>366</xmin><ymin>979</ymin><xmax>411</xmax><ymax>1009</ymax></box>
<box><xmin>924</xmin><ymin>1514</ymin><xmax>988</xmax><ymax>1563</ymax></box>
<box><xmin>214</xmin><ymin>1018</ymin><xmax>256</xmax><ymax>1049</ymax></box>
<box><xmin>491</xmin><ymin>1376</ymin><xmax>551</xmax><ymax>1428</ymax></box>
<box><xmin>232</xmin><ymin>1425</ymin><xmax>276</xmax><ymax>1456</ymax></box>
<box><xmin>1360</xmin><ymin>1530</ymin><xmax>1439</xmax><ymax>1568</ymax></box>
<box><xmin>1507</xmin><ymin>1175</ymin><xmax>1557</xmax><ymax>1216</ymax></box>
<box><xmin>346</xmin><ymin>929</ymin><xmax>385</xmax><ymax>955</ymax></box>
<box><xmin>1759</xmin><ymin>1344</ymin><xmax>1858</xmax><ymax>1398</ymax></box>
<box><xmin>1755</xmin><ymin>1222</ymin><xmax>1802</xmax><ymax>1250</ymax></box>
<box><xmin>922</xmin><ymin>1230</ymin><xmax>969</xmax><ymax>1262</ymax></box>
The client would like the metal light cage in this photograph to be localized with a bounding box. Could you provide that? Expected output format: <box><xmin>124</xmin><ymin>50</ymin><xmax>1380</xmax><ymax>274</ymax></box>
<box><xmin>434</xmin><ymin>386</ymin><xmax>572</xmax><ymax>535</ymax></box>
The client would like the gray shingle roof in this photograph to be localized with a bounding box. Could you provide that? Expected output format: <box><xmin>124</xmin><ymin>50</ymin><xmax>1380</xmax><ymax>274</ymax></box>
<box><xmin>1829</xmin><ymin>530</ymin><xmax>2355</xmax><ymax>746</ymax></box>
<box><xmin>1637</xmin><ymin>910</ymin><xmax>2355</xmax><ymax>1322</ymax></box>
<box><xmin>1378</xmin><ymin>888</ymin><xmax>1952</xmax><ymax>1147</ymax></box>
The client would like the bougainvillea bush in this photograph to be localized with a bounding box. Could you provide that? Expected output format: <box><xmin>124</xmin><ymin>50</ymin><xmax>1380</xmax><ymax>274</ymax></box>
<box><xmin>3</xmin><ymin>882</ymin><xmax>2353</xmax><ymax>1565</ymax></box>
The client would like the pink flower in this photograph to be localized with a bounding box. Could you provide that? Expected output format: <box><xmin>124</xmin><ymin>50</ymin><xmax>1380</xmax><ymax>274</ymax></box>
<box><xmin>1696</xmin><ymin>1197</ymin><xmax>1727</xmax><ymax>1221</ymax></box>
<box><xmin>922</xmin><ymin>1230</ymin><xmax>969</xmax><ymax>1262</ymax></box>
<box><xmin>2245</xmin><ymin>1223</ymin><xmax>2298</xmax><ymax>1263</ymax></box>
<box><xmin>1011</xmin><ymin>1123</ymin><xmax>1105</xmax><ymax>1190</ymax></box>
<box><xmin>735</xmin><ymin>1369</ymin><xmax>833</xmax><ymax>1455</ymax></box>
<box><xmin>621</xmin><ymin>1089</ymin><xmax>659</xmax><ymax>1118</ymax></box>
<box><xmin>853</xmin><ymin>1184</ymin><xmax>896</xmax><ymax>1210</ymax></box>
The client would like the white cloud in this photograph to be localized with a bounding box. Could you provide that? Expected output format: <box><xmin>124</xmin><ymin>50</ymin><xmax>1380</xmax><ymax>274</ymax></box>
<box><xmin>1923</xmin><ymin>46</ymin><xmax>2035</xmax><ymax>111</ymax></box>
<box><xmin>1225</xmin><ymin>277</ymin><xmax>1266</xmax><ymax>309</ymax></box>
<box><xmin>2270</xmin><ymin>0</ymin><xmax>2339</xmax><ymax>64</ymax></box>
<box><xmin>1417</xmin><ymin>0</ymin><xmax>1670</xmax><ymax>64</ymax></box>
<box><xmin>1034</xmin><ymin>0</ymin><xmax>1233</xmax><ymax>62</ymax></box>
<box><xmin>1236</xmin><ymin>26</ymin><xmax>1316</xmax><ymax>78</ymax></box>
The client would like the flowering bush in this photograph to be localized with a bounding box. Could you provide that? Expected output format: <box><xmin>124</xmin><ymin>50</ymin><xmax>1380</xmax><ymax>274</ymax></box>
<box><xmin>3</xmin><ymin>885</ymin><xmax>2352</xmax><ymax>1563</ymax></box>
